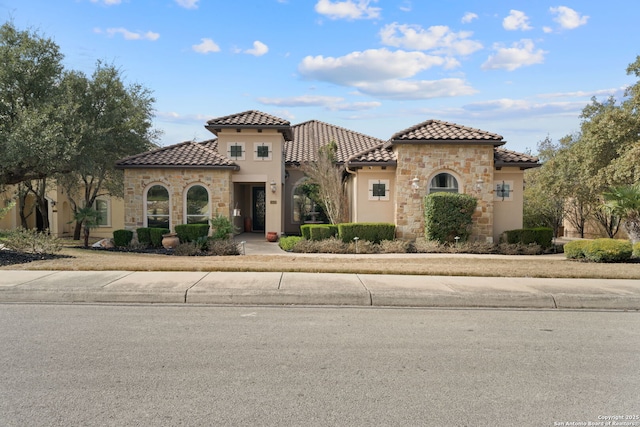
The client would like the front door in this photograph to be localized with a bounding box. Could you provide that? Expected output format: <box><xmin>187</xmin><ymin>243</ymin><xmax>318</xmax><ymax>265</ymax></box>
<box><xmin>252</xmin><ymin>186</ymin><xmax>266</xmax><ymax>232</ymax></box>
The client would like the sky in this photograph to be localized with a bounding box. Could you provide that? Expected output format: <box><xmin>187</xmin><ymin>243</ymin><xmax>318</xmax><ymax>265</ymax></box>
<box><xmin>2</xmin><ymin>0</ymin><xmax>638</xmax><ymax>154</ymax></box>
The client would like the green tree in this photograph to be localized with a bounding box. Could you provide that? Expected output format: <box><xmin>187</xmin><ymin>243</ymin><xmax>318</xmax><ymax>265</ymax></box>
<box><xmin>604</xmin><ymin>183</ymin><xmax>640</xmax><ymax>245</ymax></box>
<box><xmin>0</xmin><ymin>22</ymin><xmax>76</xmax><ymax>186</ymax></box>
<box><xmin>56</xmin><ymin>63</ymin><xmax>159</xmax><ymax>239</ymax></box>
<box><xmin>73</xmin><ymin>206</ymin><xmax>101</xmax><ymax>248</ymax></box>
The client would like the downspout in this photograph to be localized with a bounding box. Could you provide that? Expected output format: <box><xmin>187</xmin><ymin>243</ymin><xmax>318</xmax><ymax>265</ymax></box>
<box><xmin>345</xmin><ymin>156</ymin><xmax>357</xmax><ymax>222</ymax></box>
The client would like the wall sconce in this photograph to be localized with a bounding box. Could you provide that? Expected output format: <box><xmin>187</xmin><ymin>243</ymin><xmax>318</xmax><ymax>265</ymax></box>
<box><xmin>475</xmin><ymin>178</ymin><xmax>484</xmax><ymax>192</ymax></box>
<box><xmin>270</xmin><ymin>180</ymin><xmax>277</xmax><ymax>193</ymax></box>
<box><xmin>411</xmin><ymin>177</ymin><xmax>420</xmax><ymax>193</ymax></box>
<box><xmin>50</xmin><ymin>200</ymin><xmax>57</xmax><ymax>207</ymax></box>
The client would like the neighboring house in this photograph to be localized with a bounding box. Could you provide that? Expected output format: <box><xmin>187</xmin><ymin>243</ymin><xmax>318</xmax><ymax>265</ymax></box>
<box><xmin>115</xmin><ymin>110</ymin><xmax>539</xmax><ymax>242</ymax></box>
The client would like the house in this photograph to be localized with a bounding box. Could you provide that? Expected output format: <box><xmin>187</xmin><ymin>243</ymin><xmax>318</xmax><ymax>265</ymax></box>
<box><xmin>114</xmin><ymin>110</ymin><xmax>539</xmax><ymax>243</ymax></box>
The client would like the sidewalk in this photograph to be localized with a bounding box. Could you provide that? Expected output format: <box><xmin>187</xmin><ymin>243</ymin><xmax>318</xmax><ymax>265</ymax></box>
<box><xmin>1</xmin><ymin>270</ymin><xmax>639</xmax><ymax>310</ymax></box>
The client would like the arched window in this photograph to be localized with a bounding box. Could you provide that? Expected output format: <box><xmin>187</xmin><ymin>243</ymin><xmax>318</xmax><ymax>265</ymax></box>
<box><xmin>146</xmin><ymin>185</ymin><xmax>170</xmax><ymax>228</ymax></box>
<box><xmin>429</xmin><ymin>173</ymin><xmax>459</xmax><ymax>194</ymax></box>
<box><xmin>186</xmin><ymin>185</ymin><xmax>209</xmax><ymax>224</ymax></box>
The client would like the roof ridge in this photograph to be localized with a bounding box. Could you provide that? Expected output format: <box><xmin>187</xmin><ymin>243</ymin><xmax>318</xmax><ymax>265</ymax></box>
<box><xmin>293</xmin><ymin>119</ymin><xmax>385</xmax><ymax>143</ymax></box>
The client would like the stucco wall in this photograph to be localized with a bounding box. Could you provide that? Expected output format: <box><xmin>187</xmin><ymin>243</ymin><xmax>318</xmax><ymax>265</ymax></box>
<box><xmin>122</xmin><ymin>168</ymin><xmax>232</xmax><ymax>232</ymax></box>
<box><xmin>493</xmin><ymin>168</ymin><xmax>525</xmax><ymax>241</ymax></box>
<box><xmin>352</xmin><ymin>167</ymin><xmax>395</xmax><ymax>223</ymax></box>
<box><xmin>393</xmin><ymin>143</ymin><xmax>495</xmax><ymax>241</ymax></box>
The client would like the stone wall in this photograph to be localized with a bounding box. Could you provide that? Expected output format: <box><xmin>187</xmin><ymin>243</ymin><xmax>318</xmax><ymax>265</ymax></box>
<box><xmin>123</xmin><ymin>168</ymin><xmax>232</xmax><ymax>231</ymax></box>
<box><xmin>393</xmin><ymin>144</ymin><xmax>495</xmax><ymax>241</ymax></box>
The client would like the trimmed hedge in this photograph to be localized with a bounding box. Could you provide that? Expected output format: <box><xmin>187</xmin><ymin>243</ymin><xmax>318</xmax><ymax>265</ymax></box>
<box><xmin>424</xmin><ymin>192</ymin><xmax>477</xmax><ymax>243</ymax></box>
<box><xmin>565</xmin><ymin>239</ymin><xmax>632</xmax><ymax>262</ymax></box>
<box><xmin>136</xmin><ymin>228</ymin><xmax>151</xmax><ymax>245</ymax></box>
<box><xmin>337</xmin><ymin>222</ymin><xmax>395</xmax><ymax>244</ymax></box>
<box><xmin>309</xmin><ymin>224</ymin><xmax>338</xmax><ymax>241</ymax></box>
<box><xmin>175</xmin><ymin>224</ymin><xmax>210</xmax><ymax>243</ymax></box>
<box><xmin>279</xmin><ymin>236</ymin><xmax>303</xmax><ymax>251</ymax></box>
<box><xmin>150</xmin><ymin>228</ymin><xmax>170</xmax><ymax>248</ymax></box>
<box><xmin>504</xmin><ymin>227</ymin><xmax>553</xmax><ymax>248</ymax></box>
<box><xmin>300</xmin><ymin>224</ymin><xmax>312</xmax><ymax>240</ymax></box>
<box><xmin>113</xmin><ymin>229</ymin><xmax>133</xmax><ymax>247</ymax></box>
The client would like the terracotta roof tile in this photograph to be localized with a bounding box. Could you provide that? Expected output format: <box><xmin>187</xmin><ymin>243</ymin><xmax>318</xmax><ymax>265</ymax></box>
<box><xmin>391</xmin><ymin>119</ymin><xmax>504</xmax><ymax>144</ymax></box>
<box><xmin>349</xmin><ymin>144</ymin><xmax>397</xmax><ymax>165</ymax></box>
<box><xmin>494</xmin><ymin>147</ymin><xmax>540</xmax><ymax>168</ymax></box>
<box><xmin>205</xmin><ymin>110</ymin><xmax>293</xmax><ymax>140</ymax></box>
<box><xmin>286</xmin><ymin>120</ymin><xmax>386</xmax><ymax>164</ymax></box>
<box><xmin>116</xmin><ymin>140</ymin><xmax>238</xmax><ymax>169</ymax></box>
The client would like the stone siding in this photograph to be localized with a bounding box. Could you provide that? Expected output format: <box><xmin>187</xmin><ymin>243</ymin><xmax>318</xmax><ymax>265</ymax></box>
<box><xmin>394</xmin><ymin>144</ymin><xmax>495</xmax><ymax>241</ymax></box>
<box><xmin>123</xmin><ymin>168</ymin><xmax>232</xmax><ymax>231</ymax></box>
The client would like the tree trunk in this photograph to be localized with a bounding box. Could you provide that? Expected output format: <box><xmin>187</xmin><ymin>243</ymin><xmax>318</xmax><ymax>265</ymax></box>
<box><xmin>624</xmin><ymin>218</ymin><xmax>640</xmax><ymax>245</ymax></box>
<box><xmin>73</xmin><ymin>221</ymin><xmax>82</xmax><ymax>240</ymax></box>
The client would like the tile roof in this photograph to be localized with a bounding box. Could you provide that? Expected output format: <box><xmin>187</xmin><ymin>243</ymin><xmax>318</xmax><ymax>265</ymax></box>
<box><xmin>494</xmin><ymin>147</ymin><xmax>540</xmax><ymax>169</ymax></box>
<box><xmin>205</xmin><ymin>110</ymin><xmax>293</xmax><ymax>140</ymax></box>
<box><xmin>390</xmin><ymin>119</ymin><xmax>504</xmax><ymax>145</ymax></box>
<box><xmin>115</xmin><ymin>140</ymin><xmax>239</xmax><ymax>169</ymax></box>
<box><xmin>348</xmin><ymin>144</ymin><xmax>397</xmax><ymax>165</ymax></box>
<box><xmin>286</xmin><ymin>120</ymin><xmax>386</xmax><ymax>164</ymax></box>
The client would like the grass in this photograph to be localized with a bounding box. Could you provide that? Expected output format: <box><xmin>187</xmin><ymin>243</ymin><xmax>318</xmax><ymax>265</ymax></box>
<box><xmin>1</xmin><ymin>244</ymin><xmax>639</xmax><ymax>279</ymax></box>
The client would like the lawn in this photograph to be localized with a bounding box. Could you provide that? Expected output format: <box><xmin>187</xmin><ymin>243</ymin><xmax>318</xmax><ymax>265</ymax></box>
<box><xmin>1</xmin><ymin>245</ymin><xmax>639</xmax><ymax>279</ymax></box>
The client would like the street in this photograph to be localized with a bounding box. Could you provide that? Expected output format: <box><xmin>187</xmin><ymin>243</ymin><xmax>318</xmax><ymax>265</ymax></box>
<box><xmin>0</xmin><ymin>304</ymin><xmax>638</xmax><ymax>426</ymax></box>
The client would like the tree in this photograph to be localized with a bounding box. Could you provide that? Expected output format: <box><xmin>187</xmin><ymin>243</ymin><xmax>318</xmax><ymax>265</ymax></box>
<box><xmin>603</xmin><ymin>183</ymin><xmax>640</xmax><ymax>245</ymax></box>
<box><xmin>300</xmin><ymin>141</ymin><xmax>348</xmax><ymax>225</ymax></box>
<box><xmin>73</xmin><ymin>207</ymin><xmax>101</xmax><ymax>248</ymax></box>
<box><xmin>56</xmin><ymin>63</ymin><xmax>159</xmax><ymax>239</ymax></box>
<box><xmin>0</xmin><ymin>22</ymin><xmax>76</xmax><ymax>186</ymax></box>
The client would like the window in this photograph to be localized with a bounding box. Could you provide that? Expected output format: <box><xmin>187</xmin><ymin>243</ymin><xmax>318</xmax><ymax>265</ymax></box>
<box><xmin>495</xmin><ymin>180</ymin><xmax>514</xmax><ymax>201</ymax></box>
<box><xmin>146</xmin><ymin>185</ymin><xmax>170</xmax><ymax>229</ymax></box>
<box><xmin>369</xmin><ymin>179</ymin><xmax>390</xmax><ymax>201</ymax></box>
<box><xmin>186</xmin><ymin>185</ymin><xmax>209</xmax><ymax>224</ymax></box>
<box><xmin>94</xmin><ymin>198</ymin><xmax>110</xmax><ymax>227</ymax></box>
<box><xmin>254</xmin><ymin>143</ymin><xmax>272</xmax><ymax>161</ymax></box>
<box><xmin>429</xmin><ymin>173</ymin><xmax>459</xmax><ymax>194</ymax></box>
<box><xmin>228</xmin><ymin>142</ymin><xmax>245</xmax><ymax>160</ymax></box>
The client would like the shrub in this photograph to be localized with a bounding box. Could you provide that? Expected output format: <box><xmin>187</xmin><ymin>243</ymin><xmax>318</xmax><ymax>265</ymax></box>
<box><xmin>582</xmin><ymin>239</ymin><xmax>632</xmax><ymax>263</ymax></box>
<box><xmin>174</xmin><ymin>242</ymin><xmax>202</xmax><ymax>256</ymax></box>
<box><xmin>316</xmin><ymin>237</ymin><xmax>350</xmax><ymax>253</ymax></box>
<box><xmin>309</xmin><ymin>224</ymin><xmax>338</xmax><ymax>241</ymax></box>
<box><xmin>564</xmin><ymin>240</ymin><xmax>590</xmax><ymax>260</ymax></box>
<box><xmin>136</xmin><ymin>228</ymin><xmax>151</xmax><ymax>245</ymax></box>
<box><xmin>414</xmin><ymin>238</ymin><xmax>448</xmax><ymax>253</ymax></box>
<box><xmin>378</xmin><ymin>239</ymin><xmax>413</xmax><ymax>254</ymax></box>
<box><xmin>497</xmin><ymin>243</ymin><xmax>543</xmax><ymax>255</ymax></box>
<box><xmin>113</xmin><ymin>229</ymin><xmax>133</xmax><ymax>247</ymax></box>
<box><xmin>207</xmin><ymin>239</ymin><xmax>240</xmax><ymax>256</ymax></box>
<box><xmin>504</xmin><ymin>227</ymin><xmax>553</xmax><ymax>248</ymax></box>
<box><xmin>210</xmin><ymin>215</ymin><xmax>233</xmax><ymax>240</ymax></box>
<box><xmin>424</xmin><ymin>192</ymin><xmax>477</xmax><ymax>243</ymax></box>
<box><xmin>4</xmin><ymin>228</ymin><xmax>62</xmax><ymax>254</ymax></box>
<box><xmin>175</xmin><ymin>224</ymin><xmax>210</xmax><ymax>243</ymax></box>
<box><xmin>337</xmin><ymin>223</ymin><xmax>395</xmax><ymax>244</ymax></box>
<box><xmin>300</xmin><ymin>224</ymin><xmax>312</xmax><ymax>240</ymax></box>
<box><xmin>150</xmin><ymin>228</ymin><xmax>170</xmax><ymax>248</ymax></box>
<box><xmin>279</xmin><ymin>236</ymin><xmax>303</xmax><ymax>251</ymax></box>
<box><xmin>634</xmin><ymin>242</ymin><xmax>640</xmax><ymax>258</ymax></box>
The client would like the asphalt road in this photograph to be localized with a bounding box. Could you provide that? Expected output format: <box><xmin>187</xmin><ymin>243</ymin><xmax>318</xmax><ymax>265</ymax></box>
<box><xmin>1</xmin><ymin>304</ymin><xmax>638</xmax><ymax>426</ymax></box>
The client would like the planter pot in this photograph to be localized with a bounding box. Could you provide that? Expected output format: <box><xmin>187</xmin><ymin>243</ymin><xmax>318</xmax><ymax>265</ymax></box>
<box><xmin>266</xmin><ymin>232</ymin><xmax>278</xmax><ymax>242</ymax></box>
<box><xmin>161</xmin><ymin>233</ymin><xmax>180</xmax><ymax>249</ymax></box>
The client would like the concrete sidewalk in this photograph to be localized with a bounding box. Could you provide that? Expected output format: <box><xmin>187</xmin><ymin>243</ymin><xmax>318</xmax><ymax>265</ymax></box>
<box><xmin>1</xmin><ymin>270</ymin><xmax>639</xmax><ymax>309</ymax></box>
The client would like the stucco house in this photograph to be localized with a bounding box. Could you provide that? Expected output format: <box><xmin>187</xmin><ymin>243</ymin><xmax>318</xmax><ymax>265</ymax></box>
<box><xmin>114</xmin><ymin>110</ymin><xmax>539</xmax><ymax>242</ymax></box>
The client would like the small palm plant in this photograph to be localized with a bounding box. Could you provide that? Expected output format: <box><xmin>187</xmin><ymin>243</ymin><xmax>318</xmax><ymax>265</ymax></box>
<box><xmin>74</xmin><ymin>207</ymin><xmax>102</xmax><ymax>247</ymax></box>
<box><xmin>604</xmin><ymin>183</ymin><xmax>640</xmax><ymax>245</ymax></box>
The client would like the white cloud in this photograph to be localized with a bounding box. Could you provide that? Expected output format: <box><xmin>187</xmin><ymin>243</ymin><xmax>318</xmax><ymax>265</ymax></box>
<box><xmin>543</xmin><ymin>26</ymin><xmax>553</xmax><ymax>33</ymax></box>
<box><xmin>399</xmin><ymin>1</ymin><xmax>411</xmax><ymax>12</ymax></box>
<box><xmin>98</xmin><ymin>27</ymin><xmax>160</xmax><ymax>41</ymax></box>
<box><xmin>314</xmin><ymin>0</ymin><xmax>381</xmax><ymax>20</ymax></box>
<box><xmin>258</xmin><ymin>95</ymin><xmax>381</xmax><ymax>111</ymax></box>
<box><xmin>550</xmin><ymin>6</ymin><xmax>589</xmax><ymax>29</ymax></box>
<box><xmin>175</xmin><ymin>0</ymin><xmax>199</xmax><ymax>9</ymax></box>
<box><xmin>539</xmin><ymin>87</ymin><xmax>626</xmax><ymax>98</ymax></box>
<box><xmin>503</xmin><ymin>10</ymin><xmax>532</xmax><ymax>31</ymax></box>
<box><xmin>481</xmin><ymin>39</ymin><xmax>546</xmax><ymax>71</ymax></box>
<box><xmin>192</xmin><ymin>38</ymin><xmax>220</xmax><ymax>54</ymax></box>
<box><xmin>379</xmin><ymin>23</ymin><xmax>482</xmax><ymax>56</ymax></box>
<box><xmin>90</xmin><ymin>0</ymin><xmax>122</xmax><ymax>5</ymax></box>
<box><xmin>245</xmin><ymin>41</ymin><xmax>269</xmax><ymax>56</ymax></box>
<box><xmin>462</xmin><ymin>98</ymin><xmax>586</xmax><ymax>118</ymax></box>
<box><xmin>461</xmin><ymin>12</ymin><xmax>478</xmax><ymax>24</ymax></box>
<box><xmin>299</xmin><ymin>48</ymin><xmax>447</xmax><ymax>85</ymax></box>
<box><xmin>354</xmin><ymin>78</ymin><xmax>477</xmax><ymax>100</ymax></box>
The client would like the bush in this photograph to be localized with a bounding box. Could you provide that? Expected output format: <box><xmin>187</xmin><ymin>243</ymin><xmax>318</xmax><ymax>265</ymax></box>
<box><xmin>424</xmin><ymin>192</ymin><xmax>477</xmax><ymax>243</ymax></box>
<box><xmin>378</xmin><ymin>239</ymin><xmax>414</xmax><ymax>254</ymax></box>
<box><xmin>150</xmin><ymin>228</ymin><xmax>170</xmax><ymax>248</ymax></box>
<box><xmin>564</xmin><ymin>240</ymin><xmax>590</xmax><ymax>260</ymax></box>
<box><xmin>175</xmin><ymin>224</ymin><xmax>210</xmax><ymax>243</ymax></box>
<box><xmin>207</xmin><ymin>239</ymin><xmax>240</xmax><ymax>256</ymax></box>
<box><xmin>279</xmin><ymin>236</ymin><xmax>303</xmax><ymax>251</ymax></box>
<box><xmin>113</xmin><ymin>229</ymin><xmax>134</xmax><ymax>247</ymax></box>
<box><xmin>210</xmin><ymin>215</ymin><xmax>233</xmax><ymax>240</ymax></box>
<box><xmin>4</xmin><ymin>228</ymin><xmax>62</xmax><ymax>254</ymax></box>
<box><xmin>582</xmin><ymin>239</ymin><xmax>632</xmax><ymax>263</ymax></box>
<box><xmin>309</xmin><ymin>224</ymin><xmax>338</xmax><ymax>241</ymax></box>
<box><xmin>174</xmin><ymin>242</ymin><xmax>202</xmax><ymax>256</ymax></box>
<box><xmin>136</xmin><ymin>228</ymin><xmax>151</xmax><ymax>245</ymax></box>
<box><xmin>300</xmin><ymin>224</ymin><xmax>312</xmax><ymax>240</ymax></box>
<box><xmin>504</xmin><ymin>227</ymin><xmax>553</xmax><ymax>248</ymax></box>
<box><xmin>338</xmin><ymin>223</ymin><xmax>395</xmax><ymax>244</ymax></box>
<box><xmin>634</xmin><ymin>242</ymin><xmax>640</xmax><ymax>258</ymax></box>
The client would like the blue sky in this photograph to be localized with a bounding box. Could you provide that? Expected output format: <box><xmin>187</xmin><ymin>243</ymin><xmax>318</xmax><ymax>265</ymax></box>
<box><xmin>3</xmin><ymin>0</ymin><xmax>638</xmax><ymax>154</ymax></box>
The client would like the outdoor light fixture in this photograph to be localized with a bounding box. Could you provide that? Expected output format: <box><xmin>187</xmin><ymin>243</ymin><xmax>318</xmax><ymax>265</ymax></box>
<box><xmin>411</xmin><ymin>177</ymin><xmax>420</xmax><ymax>192</ymax></box>
<box><xmin>270</xmin><ymin>180</ymin><xmax>277</xmax><ymax>193</ymax></box>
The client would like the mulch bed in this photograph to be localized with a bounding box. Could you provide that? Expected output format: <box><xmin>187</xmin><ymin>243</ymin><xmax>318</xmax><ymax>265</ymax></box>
<box><xmin>0</xmin><ymin>250</ymin><xmax>73</xmax><ymax>267</ymax></box>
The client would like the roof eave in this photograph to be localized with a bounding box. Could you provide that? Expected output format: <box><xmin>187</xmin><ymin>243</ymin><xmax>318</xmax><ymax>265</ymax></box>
<box><xmin>348</xmin><ymin>160</ymin><xmax>397</xmax><ymax>167</ymax></box>
<box><xmin>494</xmin><ymin>162</ymin><xmax>541</xmax><ymax>170</ymax></box>
<box><xmin>390</xmin><ymin>139</ymin><xmax>506</xmax><ymax>147</ymax></box>
<box><xmin>116</xmin><ymin>164</ymin><xmax>240</xmax><ymax>171</ymax></box>
<box><xmin>205</xmin><ymin>124</ymin><xmax>293</xmax><ymax>141</ymax></box>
